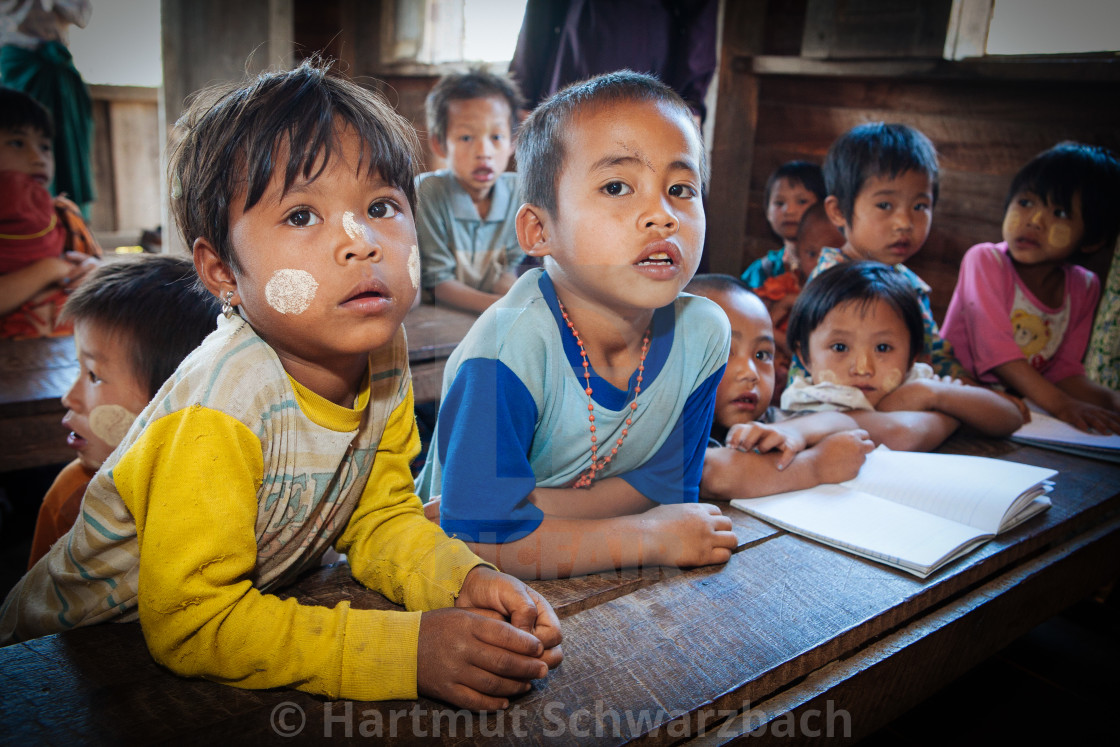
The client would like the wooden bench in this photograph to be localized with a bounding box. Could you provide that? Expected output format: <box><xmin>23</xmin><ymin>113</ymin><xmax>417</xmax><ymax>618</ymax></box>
<box><xmin>2</xmin><ymin>435</ymin><xmax>1117</xmax><ymax>743</ymax></box>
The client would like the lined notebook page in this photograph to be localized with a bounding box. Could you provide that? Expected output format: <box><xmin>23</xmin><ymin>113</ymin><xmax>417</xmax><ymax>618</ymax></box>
<box><xmin>838</xmin><ymin>448</ymin><xmax>1056</xmax><ymax>533</ymax></box>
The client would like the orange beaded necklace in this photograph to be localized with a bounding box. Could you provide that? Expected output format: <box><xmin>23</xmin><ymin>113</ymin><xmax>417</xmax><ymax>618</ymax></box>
<box><xmin>558</xmin><ymin>300</ymin><xmax>651</xmax><ymax>488</ymax></box>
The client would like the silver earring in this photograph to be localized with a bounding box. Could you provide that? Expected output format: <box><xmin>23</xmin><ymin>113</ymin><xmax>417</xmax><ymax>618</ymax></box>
<box><xmin>220</xmin><ymin>290</ymin><xmax>236</xmax><ymax>318</ymax></box>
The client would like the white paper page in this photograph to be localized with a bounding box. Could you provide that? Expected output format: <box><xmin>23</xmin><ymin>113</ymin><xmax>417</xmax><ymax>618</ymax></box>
<box><xmin>1013</xmin><ymin>408</ymin><xmax>1120</xmax><ymax>449</ymax></box>
<box><xmin>733</xmin><ymin>486</ymin><xmax>986</xmax><ymax>573</ymax></box>
<box><xmin>839</xmin><ymin>448</ymin><xmax>1056</xmax><ymax>533</ymax></box>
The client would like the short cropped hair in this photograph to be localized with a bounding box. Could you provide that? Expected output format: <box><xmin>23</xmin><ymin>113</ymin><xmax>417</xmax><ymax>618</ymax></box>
<box><xmin>685</xmin><ymin>273</ymin><xmax>753</xmax><ymax>299</ymax></box>
<box><xmin>788</xmin><ymin>261</ymin><xmax>924</xmax><ymax>366</ymax></box>
<box><xmin>0</xmin><ymin>86</ymin><xmax>53</xmax><ymax>137</ymax></box>
<box><xmin>518</xmin><ymin>70</ymin><xmax>707</xmax><ymax>216</ymax></box>
<box><xmin>1005</xmin><ymin>141</ymin><xmax>1120</xmax><ymax>252</ymax></box>
<box><xmin>823</xmin><ymin>122</ymin><xmax>939</xmax><ymax>224</ymax></box>
<box><xmin>425</xmin><ymin>67</ymin><xmax>523</xmax><ymax>147</ymax></box>
<box><xmin>764</xmin><ymin>161</ymin><xmax>826</xmax><ymax>206</ymax></box>
<box><xmin>62</xmin><ymin>254</ymin><xmax>221</xmax><ymax>398</ymax></box>
<box><xmin>168</xmin><ymin>59</ymin><xmax>421</xmax><ymax>274</ymax></box>
<box><xmin>796</xmin><ymin>201</ymin><xmax>834</xmax><ymax>243</ymax></box>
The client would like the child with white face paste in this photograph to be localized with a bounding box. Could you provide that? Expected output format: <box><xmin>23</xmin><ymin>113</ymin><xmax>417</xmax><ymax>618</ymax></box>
<box><xmin>1</xmin><ymin>62</ymin><xmax>561</xmax><ymax>712</ymax></box>
<box><xmin>943</xmin><ymin>142</ymin><xmax>1120</xmax><ymax>434</ymax></box>
<box><xmin>784</xmin><ymin>262</ymin><xmax>1022</xmax><ymax>451</ymax></box>
<box><xmin>26</xmin><ymin>254</ymin><xmax>220</xmax><ymax>569</ymax></box>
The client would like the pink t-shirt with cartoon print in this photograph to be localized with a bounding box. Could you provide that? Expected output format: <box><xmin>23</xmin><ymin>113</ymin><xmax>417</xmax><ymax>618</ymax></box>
<box><xmin>943</xmin><ymin>241</ymin><xmax>1100</xmax><ymax>385</ymax></box>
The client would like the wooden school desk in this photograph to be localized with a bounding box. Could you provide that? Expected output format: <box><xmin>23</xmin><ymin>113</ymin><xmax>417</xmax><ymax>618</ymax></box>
<box><xmin>2</xmin><ymin>434</ymin><xmax>1117</xmax><ymax>743</ymax></box>
<box><xmin>0</xmin><ymin>304</ymin><xmax>476</xmax><ymax>473</ymax></box>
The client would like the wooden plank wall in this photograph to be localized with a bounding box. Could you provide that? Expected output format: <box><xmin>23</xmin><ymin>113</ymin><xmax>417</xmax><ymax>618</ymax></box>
<box><xmin>738</xmin><ymin>70</ymin><xmax>1120</xmax><ymax>322</ymax></box>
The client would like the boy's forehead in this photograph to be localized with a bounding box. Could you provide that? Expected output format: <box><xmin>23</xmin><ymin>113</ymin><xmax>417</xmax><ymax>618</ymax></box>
<box><xmin>568</xmin><ymin>100</ymin><xmax>701</xmax><ymax>170</ymax></box>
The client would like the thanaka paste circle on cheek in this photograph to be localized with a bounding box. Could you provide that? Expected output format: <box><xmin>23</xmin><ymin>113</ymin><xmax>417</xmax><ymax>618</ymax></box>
<box><xmin>408</xmin><ymin>244</ymin><xmax>420</xmax><ymax>289</ymax></box>
<box><xmin>89</xmin><ymin>404</ymin><xmax>137</xmax><ymax>448</ymax></box>
<box><xmin>265</xmin><ymin>269</ymin><xmax>318</xmax><ymax>315</ymax></box>
<box><xmin>881</xmin><ymin>369</ymin><xmax>903</xmax><ymax>393</ymax></box>
<box><xmin>1002</xmin><ymin>211</ymin><xmax>1020</xmax><ymax>238</ymax></box>
<box><xmin>1049</xmin><ymin>223</ymin><xmax>1073</xmax><ymax>251</ymax></box>
<box><xmin>815</xmin><ymin>369</ymin><xmax>838</xmax><ymax>384</ymax></box>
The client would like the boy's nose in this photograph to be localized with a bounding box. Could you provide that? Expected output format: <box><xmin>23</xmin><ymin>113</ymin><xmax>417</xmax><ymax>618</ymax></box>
<box><xmin>1028</xmin><ymin>207</ymin><xmax>1046</xmax><ymax>226</ymax></box>
<box><xmin>642</xmin><ymin>197</ymin><xmax>678</xmax><ymax>233</ymax></box>
<box><xmin>61</xmin><ymin>376</ymin><xmax>83</xmax><ymax>412</ymax></box>
<box><xmin>852</xmin><ymin>352</ymin><xmax>873</xmax><ymax>375</ymax></box>
<box><xmin>339</xmin><ymin>212</ymin><xmax>381</xmax><ymax>262</ymax></box>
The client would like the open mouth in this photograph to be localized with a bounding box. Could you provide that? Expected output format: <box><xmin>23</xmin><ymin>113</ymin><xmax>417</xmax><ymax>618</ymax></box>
<box><xmin>637</xmin><ymin>251</ymin><xmax>675</xmax><ymax>267</ymax></box>
<box><xmin>343</xmin><ymin>278</ymin><xmax>391</xmax><ymax>306</ymax></box>
<box><xmin>732</xmin><ymin>393</ymin><xmax>759</xmax><ymax>408</ymax></box>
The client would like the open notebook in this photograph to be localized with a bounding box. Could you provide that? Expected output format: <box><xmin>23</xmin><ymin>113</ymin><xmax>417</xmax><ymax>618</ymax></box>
<box><xmin>730</xmin><ymin>447</ymin><xmax>1055</xmax><ymax>578</ymax></box>
<box><xmin>1010</xmin><ymin>405</ymin><xmax>1120</xmax><ymax>463</ymax></box>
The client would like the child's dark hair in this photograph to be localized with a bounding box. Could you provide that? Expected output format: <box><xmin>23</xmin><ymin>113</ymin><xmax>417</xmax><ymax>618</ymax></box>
<box><xmin>685</xmin><ymin>273</ymin><xmax>753</xmax><ymax>299</ymax></box>
<box><xmin>788</xmin><ymin>262</ymin><xmax>924</xmax><ymax>366</ymax></box>
<box><xmin>0</xmin><ymin>86</ymin><xmax>54</xmax><ymax>137</ymax></box>
<box><xmin>1005</xmin><ymin>141</ymin><xmax>1120</xmax><ymax>252</ymax></box>
<box><xmin>168</xmin><ymin>59</ymin><xmax>421</xmax><ymax>274</ymax></box>
<box><xmin>518</xmin><ymin>70</ymin><xmax>706</xmax><ymax>216</ymax></box>
<box><xmin>425</xmin><ymin>66</ymin><xmax>524</xmax><ymax>147</ymax></box>
<box><xmin>62</xmin><ymin>254</ymin><xmax>221</xmax><ymax>397</ymax></box>
<box><xmin>764</xmin><ymin>161</ymin><xmax>826</xmax><ymax>206</ymax></box>
<box><xmin>796</xmin><ymin>201</ymin><xmax>835</xmax><ymax>242</ymax></box>
<box><xmin>823</xmin><ymin>122</ymin><xmax>939</xmax><ymax>225</ymax></box>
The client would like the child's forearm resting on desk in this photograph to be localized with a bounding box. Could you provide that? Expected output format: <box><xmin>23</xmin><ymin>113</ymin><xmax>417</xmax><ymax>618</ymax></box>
<box><xmin>875</xmin><ymin>377</ymin><xmax>1023</xmax><ymax>437</ymax></box>
<box><xmin>702</xmin><ymin>429</ymin><xmax>873</xmax><ymax>501</ymax></box>
<box><xmin>464</xmin><ymin>501</ymin><xmax>737</xmax><ymax>580</ymax></box>
<box><xmin>993</xmin><ymin>359</ymin><xmax>1120</xmax><ymax>433</ymax></box>
<box><xmin>847</xmin><ymin>409</ymin><xmax>960</xmax><ymax>451</ymax></box>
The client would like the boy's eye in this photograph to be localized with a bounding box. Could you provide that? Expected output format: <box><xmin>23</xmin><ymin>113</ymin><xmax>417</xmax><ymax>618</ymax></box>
<box><xmin>1053</xmin><ymin>207</ymin><xmax>1070</xmax><ymax>219</ymax></box>
<box><xmin>603</xmin><ymin>181</ymin><xmax>632</xmax><ymax>197</ymax></box>
<box><xmin>1017</xmin><ymin>197</ymin><xmax>1033</xmax><ymax>208</ymax></box>
<box><xmin>755</xmin><ymin>349</ymin><xmax>774</xmax><ymax>363</ymax></box>
<box><xmin>458</xmin><ymin>135</ymin><xmax>473</xmax><ymax>143</ymax></box>
<box><xmin>875</xmin><ymin>343</ymin><xmax>893</xmax><ymax>353</ymax></box>
<box><xmin>286</xmin><ymin>209</ymin><xmax>320</xmax><ymax>227</ymax></box>
<box><xmin>772</xmin><ymin>200</ymin><xmax>785</xmax><ymax>208</ymax></box>
<box><xmin>6</xmin><ymin>138</ymin><xmax>24</xmax><ymax>149</ymax></box>
<box><xmin>876</xmin><ymin>201</ymin><xmax>892</xmax><ymax>211</ymax></box>
<box><xmin>669</xmin><ymin>184</ymin><xmax>697</xmax><ymax>199</ymax></box>
<box><xmin>87</xmin><ymin>369</ymin><xmax>101</xmax><ymax>384</ymax></box>
<box><xmin>830</xmin><ymin>343</ymin><xmax>847</xmax><ymax>353</ymax></box>
<box><xmin>368</xmin><ymin>200</ymin><xmax>399</xmax><ymax>219</ymax></box>
<box><xmin>914</xmin><ymin>202</ymin><xmax>931</xmax><ymax>212</ymax></box>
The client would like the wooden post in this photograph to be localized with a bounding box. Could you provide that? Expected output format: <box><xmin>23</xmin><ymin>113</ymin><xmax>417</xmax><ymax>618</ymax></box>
<box><xmin>706</xmin><ymin>0</ymin><xmax>767</xmax><ymax>276</ymax></box>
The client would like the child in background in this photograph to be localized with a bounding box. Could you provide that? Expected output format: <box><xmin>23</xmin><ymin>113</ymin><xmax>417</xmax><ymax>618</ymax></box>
<box><xmin>417</xmin><ymin>67</ymin><xmax>526</xmax><ymax>313</ymax></box>
<box><xmin>784</xmin><ymin>262</ymin><xmax>1022</xmax><ymax>451</ymax></box>
<box><xmin>757</xmin><ymin>202</ymin><xmax>847</xmax><ymax>396</ymax></box>
<box><xmin>0</xmin><ymin>86</ymin><xmax>100</xmax><ymax>339</ymax></box>
<box><xmin>2</xmin><ymin>62</ymin><xmax>561</xmax><ymax>711</ymax></box>
<box><xmin>27</xmin><ymin>254</ymin><xmax>220</xmax><ymax>568</ymax></box>
<box><xmin>793</xmin><ymin>122</ymin><xmax>963</xmax><ymax>381</ymax></box>
<box><xmin>741</xmin><ymin>161</ymin><xmax>826</xmax><ymax>290</ymax></box>
<box><xmin>418</xmin><ymin>71</ymin><xmax>737</xmax><ymax>579</ymax></box>
<box><xmin>684</xmin><ymin>274</ymin><xmax>874</xmax><ymax>501</ymax></box>
<box><xmin>943</xmin><ymin>142</ymin><xmax>1120</xmax><ymax>433</ymax></box>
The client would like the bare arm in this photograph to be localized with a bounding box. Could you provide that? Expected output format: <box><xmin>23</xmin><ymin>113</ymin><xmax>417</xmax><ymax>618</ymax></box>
<box><xmin>995</xmin><ymin>360</ymin><xmax>1120</xmax><ymax>434</ymax></box>
<box><xmin>847</xmin><ymin>410</ymin><xmax>960</xmax><ymax>451</ymax></box>
<box><xmin>465</xmin><ymin>506</ymin><xmax>737</xmax><ymax>580</ymax></box>
<box><xmin>877</xmin><ymin>378</ymin><xmax>1023</xmax><ymax>437</ymax></box>
<box><xmin>0</xmin><ymin>254</ymin><xmax>92</xmax><ymax>315</ymax></box>
<box><xmin>432</xmin><ymin>279</ymin><xmax>504</xmax><ymax>314</ymax></box>
<box><xmin>776</xmin><ymin>411</ymin><xmax>862</xmax><ymax>446</ymax></box>
<box><xmin>702</xmin><ymin>429</ymin><xmax>873</xmax><ymax>501</ymax></box>
<box><xmin>528</xmin><ymin>478</ymin><xmax>654</xmax><ymax>519</ymax></box>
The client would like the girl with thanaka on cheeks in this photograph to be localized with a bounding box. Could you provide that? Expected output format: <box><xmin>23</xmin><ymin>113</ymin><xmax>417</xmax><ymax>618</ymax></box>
<box><xmin>943</xmin><ymin>142</ymin><xmax>1120</xmax><ymax>433</ymax></box>
<box><xmin>784</xmin><ymin>262</ymin><xmax>1022</xmax><ymax>451</ymax></box>
<box><xmin>685</xmin><ymin>275</ymin><xmax>874</xmax><ymax>502</ymax></box>
<box><xmin>1</xmin><ymin>62</ymin><xmax>560</xmax><ymax>711</ymax></box>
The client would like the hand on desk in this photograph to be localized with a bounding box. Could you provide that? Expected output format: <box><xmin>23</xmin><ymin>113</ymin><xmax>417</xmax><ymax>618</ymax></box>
<box><xmin>725</xmin><ymin>421</ymin><xmax>806</xmax><ymax>470</ymax></box>
<box><xmin>640</xmin><ymin>503</ymin><xmax>737</xmax><ymax>568</ymax></box>
<box><xmin>417</xmin><ymin>565</ymin><xmax>562</xmax><ymax>710</ymax></box>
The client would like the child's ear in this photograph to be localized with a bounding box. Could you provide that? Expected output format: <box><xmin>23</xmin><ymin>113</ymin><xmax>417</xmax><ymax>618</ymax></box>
<box><xmin>823</xmin><ymin>196</ymin><xmax>848</xmax><ymax>236</ymax></box>
<box><xmin>192</xmin><ymin>237</ymin><xmax>241</xmax><ymax>306</ymax></box>
<box><xmin>428</xmin><ymin>135</ymin><xmax>448</xmax><ymax>160</ymax></box>
<box><xmin>516</xmin><ymin>203</ymin><xmax>552</xmax><ymax>257</ymax></box>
